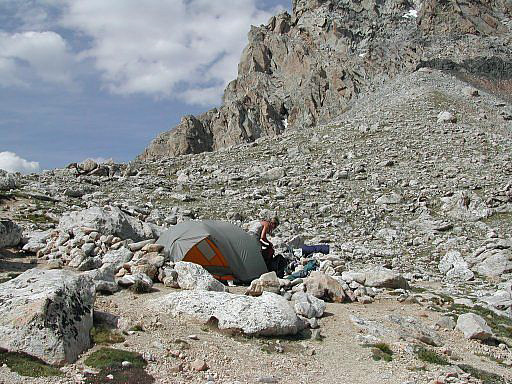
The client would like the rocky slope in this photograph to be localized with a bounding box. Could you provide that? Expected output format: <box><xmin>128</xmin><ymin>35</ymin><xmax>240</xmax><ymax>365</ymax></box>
<box><xmin>1</xmin><ymin>67</ymin><xmax>511</xmax><ymax>383</ymax></box>
<box><xmin>140</xmin><ymin>0</ymin><xmax>512</xmax><ymax>160</ymax></box>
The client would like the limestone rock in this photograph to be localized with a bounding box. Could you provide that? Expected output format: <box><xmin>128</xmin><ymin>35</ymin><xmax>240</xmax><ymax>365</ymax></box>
<box><xmin>174</xmin><ymin>261</ymin><xmax>227</xmax><ymax>292</ymax></box>
<box><xmin>151</xmin><ymin>291</ymin><xmax>304</xmax><ymax>336</ymax></box>
<box><xmin>0</xmin><ymin>269</ymin><xmax>95</xmax><ymax>365</ymax></box>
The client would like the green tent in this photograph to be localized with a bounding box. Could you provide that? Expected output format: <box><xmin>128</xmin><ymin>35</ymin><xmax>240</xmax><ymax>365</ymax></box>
<box><xmin>156</xmin><ymin>220</ymin><xmax>267</xmax><ymax>282</ymax></box>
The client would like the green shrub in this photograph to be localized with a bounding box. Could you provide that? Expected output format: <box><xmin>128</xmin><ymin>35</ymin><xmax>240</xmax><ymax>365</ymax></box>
<box><xmin>414</xmin><ymin>346</ymin><xmax>449</xmax><ymax>365</ymax></box>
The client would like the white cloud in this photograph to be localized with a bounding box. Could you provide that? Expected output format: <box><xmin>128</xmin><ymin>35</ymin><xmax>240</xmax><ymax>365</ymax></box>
<box><xmin>0</xmin><ymin>30</ymin><xmax>75</xmax><ymax>87</ymax></box>
<box><xmin>0</xmin><ymin>152</ymin><xmax>40</xmax><ymax>174</ymax></box>
<box><xmin>60</xmin><ymin>0</ymin><xmax>275</xmax><ymax>105</ymax></box>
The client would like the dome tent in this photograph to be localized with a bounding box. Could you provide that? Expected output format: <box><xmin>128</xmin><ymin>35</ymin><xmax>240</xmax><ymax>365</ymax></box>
<box><xmin>156</xmin><ymin>220</ymin><xmax>268</xmax><ymax>282</ymax></box>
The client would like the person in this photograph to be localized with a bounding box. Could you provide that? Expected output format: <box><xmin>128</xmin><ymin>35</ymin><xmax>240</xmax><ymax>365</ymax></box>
<box><xmin>248</xmin><ymin>217</ymin><xmax>280</xmax><ymax>269</ymax></box>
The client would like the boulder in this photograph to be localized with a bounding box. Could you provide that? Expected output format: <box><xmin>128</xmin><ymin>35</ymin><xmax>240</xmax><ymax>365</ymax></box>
<box><xmin>151</xmin><ymin>291</ymin><xmax>304</xmax><ymax>336</ymax></box>
<box><xmin>292</xmin><ymin>292</ymin><xmax>326</xmax><ymax>319</ymax></box>
<box><xmin>245</xmin><ymin>271</ymin><xmax>280</xmax><ymax>296</ymax></box>
<box><xmin>438</xmin><ymin>250</ymin><xmax>474</xmax><ymax>281</ymax></box>
<box><xmin>0</xmin><ymin>170</ymin><xmax>17</xmax><ymax>191</ymax></box>
<box><xmin>456</xmin><ymin>313</ymin><xmax>493</xmax><ymax>340</ymax></box>
<box><xmin>304</xmin><ymin>271</ymin><xmax>346</xmax><ymax>302</ymax></box>
<box><xmin>364</xmin><ymin>268</ymin><xmax>409</xmax><ymax>289</ymax></box>
<box><xmin>0</xmin><ymin>219</ymin><xmax>22</xmax><ymax>248</ymax></box>
<box><xmin>474</xmin><ymin>249</ymin><xmax>512</xmax><ymax>278</ymax></box>
<box><xmin>58</xmin><ymin>206</ymin><xmax>161</xmax><ymax>242</ymax></box>
<box><xmin>174</xmin><ymin>261</ymin><xmax>227</xmax><ymax>292</ymax></box>
<box><xmin>0</xmin><ymin>269</ymin><xmax>95</xmax><ymax>365</ymax></box>
<box><xmin>437</xmin><ymin>111</ymin><xmax>457</xmax><ymax>123</ymax></box>
<box><xmin>21</xmin><ymin>229</ymin><xmax>53</xmax><ymax>253</ymax></box>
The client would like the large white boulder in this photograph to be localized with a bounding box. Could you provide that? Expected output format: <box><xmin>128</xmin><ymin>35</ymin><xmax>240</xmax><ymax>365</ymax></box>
<box><xmin>151</xmin><ymin>291</ymin><xmax>304</xmax><ymax>336</ymax></box>
<box><xmin>456</xmin><ymin>313</ymin><xmax>493</xmax><ymax>340</ymax></box>
<box><xmin>0</xmin><ymin>269</ymin><xmax>95</xmax><ymax>365</ymax></box>
<box><xmin>174</xmin><ymin>261</ymin><xmax>227</xmax><ymax>292</ymax></box>
<box><xmin>58</xmin><ymin>206</ymin><xmax>161</xmax><ymax>241</ymax></box>
<box><xmin>0</xmin><ymin>219</ymin><xmax>22</xmax><ymax>248</ymax></box>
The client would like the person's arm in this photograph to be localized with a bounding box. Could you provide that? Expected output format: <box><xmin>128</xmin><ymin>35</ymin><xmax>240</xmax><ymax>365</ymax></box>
<box><xmin>260</xmin><ymin>221</ymin><xmax>270</xmax><ymax>245</ymax></box>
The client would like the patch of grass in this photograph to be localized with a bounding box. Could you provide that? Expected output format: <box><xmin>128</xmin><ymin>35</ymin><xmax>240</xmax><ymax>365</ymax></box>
<box><xmin>367</xmin><ymin>343</ymin><xmax>393</xmax><ymax>362</ymax></box>
<box><xmin>129</xmin><ymin>324</ymin><xmax>144</xmax><ymax>332</ymax></box>
<box><xmin>84</xmin><ymin>348</ymin><xmax>153</xmax><ymax>384</ymax></box>
<box><xmin>0</xmin><ymin>351</ymin><xmax>63</xmax><ymax>377</ymax></box>
<box><xmin>90</xmin><ymin>326</ymin><xmax>125</xmax><ymax>345</ymax></box>
<box><xmin>372</xmin><ymin>343</ymin><xmax>393</xmax><ymax>355</ymax></box>
<box><xmin>458</xmin><ymin>364</ymin><xmax>507</xmax><ymax>384</ymax></box>
<box><xmin>414</xmin><ymin>346</ymin><xmax>450</xmax><ymax>365</ymax></box>
<box><xmin>85</xmin><ymin>348</ymin><xmax>146</xmax><ymax>370</ymax></box>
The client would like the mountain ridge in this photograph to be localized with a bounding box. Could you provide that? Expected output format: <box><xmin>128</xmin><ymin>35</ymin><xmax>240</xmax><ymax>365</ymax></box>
<box><xmin>139</xmin><ymin>0</ymin><xmax>512</xmax><ymax>161</ymax></box>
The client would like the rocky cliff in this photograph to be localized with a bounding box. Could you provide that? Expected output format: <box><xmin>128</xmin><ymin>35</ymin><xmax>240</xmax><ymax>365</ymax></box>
<box><xmin>139</xmin><ymin>0</ymin><xmax>512</xmax><ymax>160</ymax></box>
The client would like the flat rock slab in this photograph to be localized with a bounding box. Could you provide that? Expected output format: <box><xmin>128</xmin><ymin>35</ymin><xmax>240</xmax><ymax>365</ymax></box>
<box><xmin>0</xmin><ymin>268</ymin><xmax>95</xmax><ymax>365</ymax></box>
<box><xmin>150</xmin><ymin>291</ymin><xmax>304</xmax><ymax>336</ymax></box>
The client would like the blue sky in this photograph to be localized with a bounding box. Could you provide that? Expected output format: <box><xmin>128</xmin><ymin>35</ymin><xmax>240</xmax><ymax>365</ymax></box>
<box><xmin>0</xmin><ymin>0</ymin><xmax>291</xmax><ymax>172</ymax></box>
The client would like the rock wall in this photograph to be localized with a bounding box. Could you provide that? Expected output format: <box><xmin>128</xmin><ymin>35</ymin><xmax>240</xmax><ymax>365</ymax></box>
<box><xmin>139</xmin><ymin>0</ymin><xmax>511</xmax><ymax>160</ymax></box>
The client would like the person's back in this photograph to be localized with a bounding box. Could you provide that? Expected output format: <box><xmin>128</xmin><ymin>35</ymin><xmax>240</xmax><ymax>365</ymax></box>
<box><xmin>247</xmin><ymin>220</ymin><xmax>264</xmax><ymax>238</ymax></box>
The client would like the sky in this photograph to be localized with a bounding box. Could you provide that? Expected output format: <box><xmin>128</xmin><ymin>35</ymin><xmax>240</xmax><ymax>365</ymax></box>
<box><xmin>0</xmin><ymin>0</ymin><xmax>291</xmax><ymax>173</ymax></box>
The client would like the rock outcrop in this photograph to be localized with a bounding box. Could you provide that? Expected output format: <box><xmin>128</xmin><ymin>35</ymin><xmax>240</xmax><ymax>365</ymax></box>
<box><xmin>0</xmin><ymin>219</ymin><xmax>22</xmax><ymax>248</ymax></box>
<box><xmin>0</xmin><ymin>269</ymin><xmax>95</xmax><ymax>365</ymax></box>
<box><xmin>140</xmin><ymin>0</ymin><xmax>511</xmax><ymax>160</ymax></box>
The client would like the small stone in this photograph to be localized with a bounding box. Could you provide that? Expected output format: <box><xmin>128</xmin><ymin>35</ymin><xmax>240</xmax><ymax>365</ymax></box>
<box><xmin>121</xmin><ymin>361</ymin><xmax>132</xmax><ymax>368</ymax></box>
<box><xmin>190</xmin><ymin>359</ymin><xmax>208</xmax><ymax>371</ymax></box>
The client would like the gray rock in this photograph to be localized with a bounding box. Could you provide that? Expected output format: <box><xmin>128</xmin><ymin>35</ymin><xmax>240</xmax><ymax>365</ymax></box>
<box><xmin>375</xmin><ymin>192</ymin><xmax>402</xmax><ymax>205</ymax></box>
<box><xmin>0</xmin><ymin>219</ymin><xmax>22</xmax><ymax>248</ymax></box>
<box><xmin>0</xmin><ymin>171</ymin><xmax>17</xmax><ymax>191</ymax></box>
<box><xmin>245</xmin><ymin>271</ymin><xmax>281</xmax><ymax>296</ymax></box>
<box><xmin>151</xmin><ymin>291</ymin><xmax>304</xmax><ymax>336</ymax></box>
<box><xmin>304</xmin><ymin>271</ymin><xmax>346</xmax><ymax>303</ymax></box>
<box><xmin>439</xmin><ymin>250</ymin><xmax>474</xmax><ymax>281</ymax></box>
<box><xmin>117</xmin><ymin>272</ymin><xmax>153</xmax><ymax>290</ymax></box>
<box><xmin>292</xmin><ymin>292</ymin><xmax>326</xmax><ymax>319</ymax></box>
<box><xmin>437</xmin><ymin>111</ymin><xmax>457</xmax><ymax>123</ymax></box>
<box><xmin>174</xmin><ymin>261</ymin><xmax>227</xmax><ymax>292</ymax></box>
<box><xmin>436</xmin><ymin>316</ymin><xmax>456</xmax><ymax>330</ymax></box>
<box><xmin>58</xmin><ymin>206</ymin><xmax>159</xmax><ymax>242</ymax></box>
<box><xmin>364</xmin><ymin>268</ymin><xmax>409</xmax><ymax>289</ymax></box>
<box><xmin>22</xmin><ymin>230</ymin><xmax>52</xmax><ymax>253</ymax></box>
<box><xmin>0</xmin><ymin>269</ymin><xmax>94</xmax><ymax>365</ymax></box>
<box><xmin>474</xmin><ymin>249</ymin><xmax>512</xmax><ymax>278</ymax></box>
<box><xmin>456</xmin><ymin>313</ymin><xmax>493</xmax><ymax>340</ymax></box>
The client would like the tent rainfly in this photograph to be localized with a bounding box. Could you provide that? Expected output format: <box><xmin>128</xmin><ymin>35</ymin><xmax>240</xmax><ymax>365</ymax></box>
<box><xmin>156</xmin><ymin>220</ymin><xmax>268</xmax><ymax>282</ymax></box>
